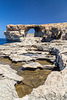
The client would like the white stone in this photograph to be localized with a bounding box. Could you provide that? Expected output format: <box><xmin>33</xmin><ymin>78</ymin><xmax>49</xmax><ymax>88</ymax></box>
<box><xmin>22</xmin><ymin>62</ymin><xmax>42</xmax><ymax>68</ymax></box>
<box><xmin>0</xmin><ymin>64</ymin><xmax>23</xmax><ymax>81</ymax></box>
<box><xmin>0</xmin><ymin>78</ymin><xmax>18</xmax><ymax>100</ymax></box>
<box><xmin>9</xmin><ymin>54</ymin><xmax>35</xmax><ymax>62</ymax></box>
<box><xmin>0</xmin><ymin>64</ymin><xmax>24</xmax><ymax>100</ymax></box>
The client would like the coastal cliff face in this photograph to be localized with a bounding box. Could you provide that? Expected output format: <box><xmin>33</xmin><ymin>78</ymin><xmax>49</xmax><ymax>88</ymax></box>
<box><xmin>4</xmin><ymin>22</ymin><xmax>67</xmax><ymax>41</ymax></box>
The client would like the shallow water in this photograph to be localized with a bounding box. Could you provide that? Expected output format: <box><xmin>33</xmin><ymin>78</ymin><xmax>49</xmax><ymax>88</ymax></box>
<box><xmin>16</xmin><ymin>69</ymin><xmax>51</xmax><ymax>97</ymax></box>
<box><xmin>0</xmin><ymin>58</ymin><xmax>52</xmax><ymax>98</ymax></box>
<box><xmin>36</xmin><ymin>60</ymin><xmax>52</xmax><ymax>65</ymax></box>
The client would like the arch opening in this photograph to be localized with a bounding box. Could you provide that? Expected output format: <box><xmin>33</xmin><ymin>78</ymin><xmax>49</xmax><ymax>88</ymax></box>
<box><xmin>27</xmin><ymin>28</ymin><xmax>35</xmax><ymax>37</ymax></box>
<box><xmin>25</xmin><ymin>27</ymin><xmax>42</xmax><ymax>37</ymax></box>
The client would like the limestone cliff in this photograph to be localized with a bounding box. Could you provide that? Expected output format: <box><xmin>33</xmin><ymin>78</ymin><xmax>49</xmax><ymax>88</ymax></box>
<box><xmin>4</xmin><ymin>22</ymin><xmax>67</xmax><ymax>41</ymax></box>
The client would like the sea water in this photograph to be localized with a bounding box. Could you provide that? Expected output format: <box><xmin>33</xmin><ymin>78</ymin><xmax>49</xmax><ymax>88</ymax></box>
<box><xmin>0</xmin><ymin>38</ymin><xmax>15</xmax><ymax>45</ymax></box>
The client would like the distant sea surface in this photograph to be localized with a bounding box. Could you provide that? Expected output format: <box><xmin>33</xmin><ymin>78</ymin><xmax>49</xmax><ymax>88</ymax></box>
<box><xmin>0</xmin><ymin>38</ymin><xmax>15</xmax><ymax>45</ymax></box>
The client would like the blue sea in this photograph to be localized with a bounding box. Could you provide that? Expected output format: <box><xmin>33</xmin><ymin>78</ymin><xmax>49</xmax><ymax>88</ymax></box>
<box><xmin>0</xmin><ymin>38</ymin><xmax>15</xmax><ymax>45</ymax></box>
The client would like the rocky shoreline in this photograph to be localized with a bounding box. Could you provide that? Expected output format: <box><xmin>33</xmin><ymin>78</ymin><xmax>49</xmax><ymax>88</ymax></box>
<box><xmin>0</xmin><ymin>38</ymin><xmax>67</xmax><ymax>100</ymax></box>
<box><xmin>0</xmin><ymin>23</ymin><xmax>67</xmax><ymax>100</ymax></box>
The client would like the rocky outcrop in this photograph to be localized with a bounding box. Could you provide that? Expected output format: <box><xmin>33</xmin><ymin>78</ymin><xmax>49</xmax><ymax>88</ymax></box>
<box><xmin>49</xmin><ymin>40</ymin><xmax>67</xmax><ymax>70</ymax></box>
<box><xmin>0</xmin><ymin>38</ymin><xmax>67</xmax><ymax>70</ymax></box>
<box><xmin>1</xmin><ymin>22</ymin><xmax>67</xmax><ymax>100</ymax></box>
<box><xmin>4</xmin><ymin>22</ymin><xmax>67</xmax><ymax>41</ymax></box>
<box><xmin>0</xmin><ymin>64</ymin><xmax>23</xmax><ymax>100</ymax></box>
<box><xmin>0</xmin><ymin>37</ymin><xmax>67</xmax><ymax>99</ymax></box>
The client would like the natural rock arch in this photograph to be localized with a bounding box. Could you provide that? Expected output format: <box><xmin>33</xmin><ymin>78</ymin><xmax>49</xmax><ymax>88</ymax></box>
<box><xmin>4</xmin><ymin>23</ymin><xmax>67</xmax><ymax>41</ymax></box>
<box><xmin>24</xmin><ymin>26</ymin><xmax>42</xmax><ymax>37</ymax></box>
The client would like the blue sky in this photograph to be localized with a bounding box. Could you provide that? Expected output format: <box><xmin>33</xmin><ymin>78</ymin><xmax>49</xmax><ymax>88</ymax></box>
<box><xmin>0</xmin><ymin>0</ymin><xmax>67</xmax><ymax>38</ymax></box>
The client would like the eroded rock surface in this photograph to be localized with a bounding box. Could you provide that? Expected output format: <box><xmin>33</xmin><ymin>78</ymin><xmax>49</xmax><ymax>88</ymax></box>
<box><xmin>22</xmin><ymin>62</ymin><xmax>42</xmax><ymax>69</ymax></box>
<box><xmin>0</xmin><ymin>78</ymin><xmax>18</xmax><ymax>100</ymax></box>
<box><xmin>22</xmin><ymin>62</ymin><xmax>54</xmax><ymax>69</ymax></box>
<box><xmin>1</xmin><ymin>26</ymin><xmax>67</xmax><ymax>100</ymax></box>
<box><xmin>4</xmin><ymin>22</ymin><xmax>67</xmax><ymax>41</ymax></box>
<box><xmin>49</xmin><ymin>40</ymin><xmax>67</xmax><ymax>70</ymax></box>
<box><xmin>0</xmin><ymin>38</ymin><xmax>67</xmax><ymax>70</ymax></box>
<box><xmin>0</xmin><ymin>64</ymin><xmax>23</xmax><ymax>100</ymax></box>
<box><xmin>0</xmin><ymin>64</ymin><xmax>23</xmax><ymax>81</ymax></box>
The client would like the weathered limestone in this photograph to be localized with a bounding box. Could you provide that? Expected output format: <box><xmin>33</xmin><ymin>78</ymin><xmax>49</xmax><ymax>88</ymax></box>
<box><xmin>0</xmin><ymin>23</ymin><xmax>66</xmax><ymax>100</ymax></box>
<box><xmin>4</xmin><ymin>22</ymin><xmax>67</xmax><ymax>41</ymax></box>
<box><xmin>0</xmin><ymin>38</ymin><xmax>67</xmax><ymax>70</ymax></box>
<box><xmin>0</xmin><ymin>78</ymin><xmax>18</xmax><ymax>100</ymax></box>
<box><xmin>4</xmin><ymin>31</ymin><xmax>22</xmax><ymax>41</ymax></box>
<box><xmin>49</xmin><ymin>40</ymin><xmax>67</xmax><ymax>70</ymax></box>
<box><xmin>9</xmin><ymin>54</ymin><xmax>36</xmax><ymax>62</ymax></box>
<box><xmin>0</xmin><ymin>64</ymin><xmax>23</xmax><ymax>100</ymax></box>
<box><xmin>0</xmin><ymin>64</ymin><xmax>23</xmax><ymax>81</ymax></box>
<box><xmin>22</xmin><ymin>62</ymin><xmax>42</xmax><ymax>69</ymax></box>
<box><xmin>0</xmin><ymin>37</ymin><xmax>67</xmax><ymax>100</ymax></box>
<box><xmin>22</xmin><ymin>62</ymin><xmax>55</xmax><ymax>69</ymax></box>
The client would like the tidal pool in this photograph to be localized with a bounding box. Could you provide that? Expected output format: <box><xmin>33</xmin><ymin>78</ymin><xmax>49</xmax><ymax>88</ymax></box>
<box><xmin>15</xmin><ymin>69</ymin><xmax>51</xmax><ymax>97</ymax></box>
<box><xmin>0</xmin><ymin>57</ymin><xmax>52</xmax><ymax>98</ymax></box>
